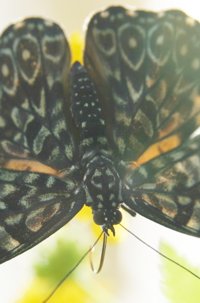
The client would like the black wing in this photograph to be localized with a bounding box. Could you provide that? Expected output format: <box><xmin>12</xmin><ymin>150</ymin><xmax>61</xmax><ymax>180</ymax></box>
<box><xmin>84</xmin><ymin>7</ymin><xmax>200</xmax><ymax>161</ymax></box>
<box><xmin>0</xmin><ymin>19</ymin><xmax>84</xmax><ymax>263</ymax></box>
<box><xmin>0</xmin><ymin>18</ymin><xmax>77</xmax><ymax>169</ymax></box>
<box><xmin>0</xmin><ymin>169</ymin><xmax>85</xmax><ymax>263</ymax></box>
<box><xmin>85</xmin><ymin>6</ymin><xmax>200</xmax><ymax>236</ymax></box>
<box><xmin>124</xmin><ymin>135</ymin><xmax>200</xmax><ymax>236</ymax></box>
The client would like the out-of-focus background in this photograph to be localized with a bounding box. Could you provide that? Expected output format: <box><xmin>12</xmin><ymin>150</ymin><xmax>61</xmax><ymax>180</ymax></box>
<box><xmin>1</xmin><ymin>0</ymin><xmax>200</xmax><ymax>35</ymax></box>
<box><xmin>0</xmin><ymin>1</ymin><xmax>200</xmax><ymax>303</ymax></box>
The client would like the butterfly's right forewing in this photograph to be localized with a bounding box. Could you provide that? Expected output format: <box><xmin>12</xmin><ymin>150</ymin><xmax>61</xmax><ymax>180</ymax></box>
<box><xmin>0</xmin><ymin>18</ymin><xmax>77</xmax><ymax>169</ymax></box>
<box><xmin>0</xmin><ymin>19</ymin><xmax>85</xmax><ymax>264</ymax></box>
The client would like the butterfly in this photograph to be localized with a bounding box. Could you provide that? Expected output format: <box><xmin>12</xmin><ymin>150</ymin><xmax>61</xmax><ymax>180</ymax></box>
<box><xmin>0</xmin><ymin>6</ymin><xmax>200</xmax><ymax>265</ymax></box>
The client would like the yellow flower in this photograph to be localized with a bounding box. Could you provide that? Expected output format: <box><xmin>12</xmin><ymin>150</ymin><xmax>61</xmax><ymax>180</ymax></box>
<box><xmin>17</xmin><ymin>278</ymin><xmax>91</xmax><ymax>303</ymax></box>
<box><xmin>69</xmin><ymin>33</ymin><xmax>84</xmax><ymax>63</ymax></box>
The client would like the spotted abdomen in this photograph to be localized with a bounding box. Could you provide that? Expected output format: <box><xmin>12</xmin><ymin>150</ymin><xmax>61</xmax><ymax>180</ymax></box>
<box><xmin>71</xmin><ymin>62</ymin><xmax>109</xmax><ymax>155</ymax></box>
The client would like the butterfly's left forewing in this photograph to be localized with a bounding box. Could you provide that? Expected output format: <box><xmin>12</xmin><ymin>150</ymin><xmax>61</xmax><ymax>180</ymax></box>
<box><xmin>84</xmin><ymin>7</ymin><xmax>200</xmax><ymax>161</ymax></box>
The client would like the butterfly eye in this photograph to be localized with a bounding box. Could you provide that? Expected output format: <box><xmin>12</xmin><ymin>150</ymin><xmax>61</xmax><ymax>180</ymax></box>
<box><xmin>93</xmin><ymin>209</ymin><xmax>122</xmax><ymax>226</ymax></box>
<box><xmin>93</xmin><ymin>210</ymin><xmax>106</xmax><ymax>225</ymax></box>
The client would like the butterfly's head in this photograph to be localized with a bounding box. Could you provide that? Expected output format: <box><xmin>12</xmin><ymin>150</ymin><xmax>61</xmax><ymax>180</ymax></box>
<box><xmin>93</xmin><ymin>208</ymin><xmax>122</xmax><ymax>236</ymax></box>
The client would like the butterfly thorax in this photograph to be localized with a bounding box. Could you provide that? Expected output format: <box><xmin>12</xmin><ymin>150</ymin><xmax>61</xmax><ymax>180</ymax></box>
<box><xmin>83</xmin><ymin>153</ymin><xmax>122</xmax><ymax>235</ymax></box>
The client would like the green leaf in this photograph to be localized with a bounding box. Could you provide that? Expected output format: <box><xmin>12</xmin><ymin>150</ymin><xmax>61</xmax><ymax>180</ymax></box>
<box><xmin>160</xmin><ymin>241</ymin><xmax>200</xmax><ymax>303</ymax></box>
<box><xmin>34</xmin><ymin>239</ymin><xmax>84</xmax><ymax>284</ymax></box>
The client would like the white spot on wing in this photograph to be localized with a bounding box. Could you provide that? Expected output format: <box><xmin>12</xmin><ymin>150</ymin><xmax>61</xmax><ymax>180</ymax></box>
<box><xmin>22</xmin><ymin>49</ymin><xmax>31</xmax><ymax>61</ymax></box>
<box><xmin>1</xmin><ymin>64</ymin><xmax>10</xmax><ymax>77</ymax></box>
<box><xmin>5</xmin><ymin>214</ymin><xmax>23</xmax><ymax>225</ymax></box>
<box><xmin>192</xmin><ymin>58</ymin><xmax>200</xmax><ymax>70</ymax></box>
<box><xmin>180</xmin><ymin>44</ymin><xmax>188</xmax><ymax>56</ymax></box>
<box><xmin>0</xmin><ymin>226</ymin><xmax>20</xmax><ymax>251</ymax></box>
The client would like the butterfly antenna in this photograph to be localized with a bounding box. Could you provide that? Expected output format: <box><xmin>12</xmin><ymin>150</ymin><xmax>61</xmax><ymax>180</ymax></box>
<box><xmin>89</xmin><ymin>232</ymin><xmax>107</xmax><ymax>273</ymax></box>
<box><xmin>43</xmin><ymin>231</ymin><xmax>104</xmax><ymax>303</ymax></box>
<box><xmin>120</xmin><ymin>224</ymin><xmax>200</xmax><ymax>280</ymax></box>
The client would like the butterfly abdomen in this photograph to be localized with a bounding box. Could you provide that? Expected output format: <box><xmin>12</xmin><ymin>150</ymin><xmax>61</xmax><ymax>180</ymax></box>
<box><xmin>71</xmin><ymin>62</ymin><xmax>108</xmax><ymax>153</ymax></box>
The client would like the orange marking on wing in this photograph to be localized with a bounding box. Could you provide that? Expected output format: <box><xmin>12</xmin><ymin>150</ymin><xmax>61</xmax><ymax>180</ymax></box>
<box><xmin>1</xmin><ymin>159</ymin><xmax>60</xmax><ymax>176</ymax></box>
<box><xmin>131</xmin><ymin>135</ymin><xmax>181</xmax><ymax>167</ymax></box>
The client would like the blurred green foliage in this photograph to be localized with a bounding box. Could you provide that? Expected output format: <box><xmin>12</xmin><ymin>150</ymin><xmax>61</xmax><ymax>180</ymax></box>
<box><xmin>160</xmin><ymin>241</ymin><xmax>200</xmax><ymax>303</ymax></box>
<box><xmin>34</xmin><ymin>239</ymin><xmax>84</xmax><ymax>284</ymax></box>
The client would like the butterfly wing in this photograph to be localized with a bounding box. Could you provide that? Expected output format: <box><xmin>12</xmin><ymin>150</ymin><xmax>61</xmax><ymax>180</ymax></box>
<box><xmin>85</xmin><ymin>6</ymin><xmax>200</xmax><ymax>236</ymax></box>
<box><xmin>0</xmin><ymin>18</ymin><xmax>77</xmax><ymax>169</ymax></box>
<box><xmin>0</xmin><ymin>19</ymin><xmax>85</xmax><ymax>263</ymax></box>
<box><xmin>84</xmin><ymin>7</ymin><xmax>200</xmax><ymax>161</ymax></box>
<box><xmin>124</xmin><ymin>135</ymin><xmax>200</xmax><ymax>236</ymax></box>
<box><xmin>0</xmin><ymin>169</ymin><xmax>85</xmax><ymax>263</ymax></box>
